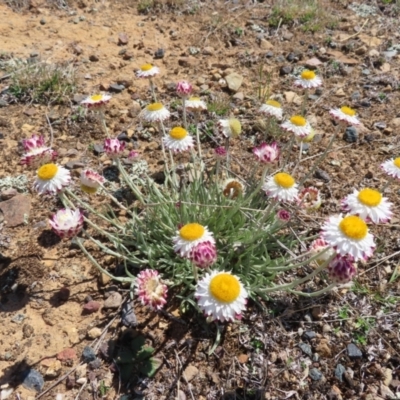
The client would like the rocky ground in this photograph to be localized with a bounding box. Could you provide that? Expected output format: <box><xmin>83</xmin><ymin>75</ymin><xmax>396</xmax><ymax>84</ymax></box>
<box><xmin>0</xmin><ymin>0</ymin><xmax>400</xmax><ymax>399</ymax></box>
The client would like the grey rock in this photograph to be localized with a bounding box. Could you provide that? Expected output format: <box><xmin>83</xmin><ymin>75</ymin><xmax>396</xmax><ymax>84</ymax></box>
<box><xmin>0</xmin><ymin>99</ymin><xmax>8</xmax><ymax>107</ymax></box>
<box><xmin>360</xmin><ymin>99</ymin><xmax>371</xmax><ymax>107</ymax></box>
<box><xmin>315</xmin><ymin>87</ymin><xmax>323</xmax><ymax>96</ymax></box>
<box><xmin>279</xmin><ymin>65</ymin><xmax>292</xmax><ymax>76</ymax></box>
<box><xmin>309</xmin><ymin>368</ymin><xmax>323</xmax><ymax>381</ymax></box>
<box><xmin>103</xmin><ymin>291</ymin><xmax>122</xmax><ymax>309</ymax></box>
<box><xmin>154</xmin><ymin>48</ymin><xmax>165</xmax><ymax>59</ymax></box>
<box><xmin>40</xmin><ymin>18</ymin><xmax>46</xmax><ymax>25</ymax></box>
<box><xmin>82</xmin><ymin>346</ymin><xmax>96</xmax><ymax>362</ymax></box>
<box><xmin>343</xmin><ymin>126</ymin><xmax>358</xmax><ymax>143</ymax></box>
<box><xmin>362</xmin><ymin>69</ymin><xmax>371</xmax><ymax>76</ymax></box>
<box><xmin>22</xmin><ymin>369</ymin><xmax>44</xmax><ymax>392</ymax></box>
<box><xmin>351</xmin><ymin>91</ymin><xmax>361</xmax><ymax>100</ymax></box>
<box><xmin>265</xmin><ymin>51</ymin><xmax>274</xmax><ymax>58</ymax></box>
<box><xmin>282</xmin><ymin>31</ymin><xmax>293</xmax><ymax>40</ymax></box>
<box><xmin>73</xmin><ymin>94</ymin><xmax>86</xmax><ymax>104</ymax></box>
<box><xmin>11</xmin><ymin>314</ymin><xmax>26</xmax><ymax>324</ymax></box>
<box><xmin>298</xmin><ymin>342</ymin><xmax>312</xmax><ymax>357</ymax></box>
<box><xmin>374</xmin><ymin>121</ymin><xmax>386</xmax><ymax>130</ymax></box>
<box><xmin>286</xmin><ymin>52</ymin><xmax>296</xmax><ymax>62</ymax></box>
<box><xmin>93</xmin><ymin>143</ymin><xmax>104</xmax><ymax>155</ymax></box>
<box><xmin>89</xmin><ymin>358</ymin><xmax>101</xmax><ymax>370</ymax></box>
<box><xmin>347</xmin><ymin>343</ymin><xmax>362</xmax><ymax>359</ymax></box>
<box><xmin>313</xmin><ymin>353</ymin><xmax>320</xmax><ymax>362</ymax></box>
<box><xmin>225</xmin><ymin>73</ymin><xmax>244</xmax><ymax>92</ymax></box>
<box><xmin>117</xmin><ymin>131</ymin><xmax>129</xmax><ymax>142</ymax></box>
<box><xmin>121</xmin><ymin>301</ymin><xmax>137</xmax><ymax>327</ymax></box>
<box><xmin>314</xmin><ymin>169</ymin><xmax>330</xmax><ymax>182</ymax></box>
<box><xmin>303</xmin><ymin>331</ymin><xmax>316</xmax><ymax>340</ymax></box>
<box><xmin>335</xmin><ymin>363</ymin><xmax>346</xmax><ymax>382</ymax></box>
<box><xmin>118</xmin><ymin>33</ymin><xmax>129</xmax><ymax>45</ymax></box>
<box><xmin>109</xmin><ymin>84</ymin><xmax>125</xmax><ymax>93</ymax></box>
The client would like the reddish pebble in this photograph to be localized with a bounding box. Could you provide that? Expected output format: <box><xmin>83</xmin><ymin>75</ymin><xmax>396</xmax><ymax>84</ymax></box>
<box><xmin>82</xmin><ymin>300</ymin><xmax>101</xmax><ymax>314</ymax></box>
<box><xmin>57</xmin><ymin>348</ymin><xmax>77</xmax><ymax>362</ymax></box>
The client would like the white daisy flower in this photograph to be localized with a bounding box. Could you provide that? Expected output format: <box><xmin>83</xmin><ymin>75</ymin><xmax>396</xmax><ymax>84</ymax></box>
<box><xmin>195</xmin><ymin>270</ymin><xmax>248</xmax><ymax>323</ymax></box>
<box><xmin>381</xmin><ymin>157</ymin><xmax>400</xmax><ymax>180</ymax></box>
<box><xmin>342</xmin><ymin>188</ymin><xmax>392</xmax><ymax>224</ymax></box>
<box><xmin>163</xmin><ymin>127</ymin><xmax>194</xmax><ymax>153</ymax></box>
<box><xmin>321</xmin><ymin>214</ymin><xmax>375</xmax><ymax>261</ymax></box>
<box><xmin>173</xmin><ymin>223</ymin><xmax>215</xmax><ymax>258</ymax></box>
<box><xmin>49</xmin><ymin>208</ymin><xmax>84</xmax><ymax>239</ymax></box>
<box><xmin>185</xmin><ymin>97</ymin><xmax>207</xmax><ymax>112</ymax></box>
<box><xmin>140</xmin><ymin>103</ymin><xmax>170</xmax><ymax>123</ymax></box>
<box><xmin>262</xmin><ymin>172</ymin><xmax>299</xmax><ymax>202</ymax></box>
<box><xmin>329</xmin><ymin>106</ymin><xmax>360</xmax><ymax>126</ymax></box>
<box><xmin>281</xmin><ymin>115</ymin><xmax>312</xmax><ymax>139</ymax></box>
<box><xmin>217</xmin><ymin>118</ymin><xmax>242</xmax><ymax>138</ymax></box>
<box><xmin>34</xmin><ymin>163</ymin><xmax>71</xmax><ymax>195</ymax></box>
<box><xmin>259</xmin><ymin>99</ymin><xmax>283</xmax><ymax>120</ymax></box>
<box><xmin>136</xmin><ymin>63</ymin><xmax>160</xmax><ymax>78</ymax></box>
<box><xmin>81</xmin><ymin>93</ymin><xmax>112</xmax><ymax>108</ymax></box>
<box><xmin>80</xmin><ymin>169</ymin><xmax>105</xmax><ymax>194</ymax></box>
<box><xmin>221</xmin><ymin>178</ymin><xmax>245</xmax><ymax>199</ymax></box>
<box><xmin>294</xmin><ymin>70</ymin><xmax>322</xmax><ymax>89</ymax></box>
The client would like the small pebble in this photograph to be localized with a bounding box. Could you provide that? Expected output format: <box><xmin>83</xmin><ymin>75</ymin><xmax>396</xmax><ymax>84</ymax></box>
<box><xmin>335</xmin><ymin>364</ymin><xmax>346</xmax><ymax>382</ymax></box>
<box><xmin>343</xmin><ymin>126</ymin><xmax>358</xmax><ymax>143</ymax></box>
<box><xmin>303</xmin><ymin>331</ymin><xmax>316</xmax><ymax>341</ymax></box>
<box><xmin>309</xmin><ymin>368</ymin><xmax>323</xmax><ymax>381</ymax></box>
<box><xmin>347</xmin><ymin>343</ymin><xmax>362</xmax><ymax>359</ymax></box>
<box><xmin>298</xmin><ymin>342</ymin><xmax>312</xmax><ymax>357</ymax></box>
<box><xmin>154</xmin><ymin>48</ymin><xmax>165</xmax><ymax>59</ymax></box>
<box><xmin>82</xmin><ymin>346</ymin><xmax>96</xmax><ymax>363</ymax></box>
<box><xmin>121</xmin><ymin>301</ymin><xmax>137</xmax><ymax>327</ymax></box>
<box><xmin>22</xmin><ymin>369</ymin><xmax>44</xmax><ymax>392</ymax></box>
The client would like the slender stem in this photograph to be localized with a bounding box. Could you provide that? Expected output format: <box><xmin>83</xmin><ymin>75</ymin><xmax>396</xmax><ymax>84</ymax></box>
<box><xmin>301</xmin><ymin>88</ymin><xmax>309</xmax><ymax>116</ymax></box>
<box><xmin>192</xmin><ymin>263</ymin><xmax>198</xmax><ymax>282</ymax></box>
<box><xmin>282</xmin><ymin>134</ymin><xmax>295</xmax><ymax>170</ymax></box>
<box><xmin>196</xmin><ymin>114</ymin><xmax>202</xmax><ymax>159</ymax></box>
<box><xmin>182</xmin><ymin>97</ymin><xmax>188</xmax><ymax>130</ymax></box>
<box><xmin>291</xmin><ymin>140</ymin><xmax>303</xmax><ymax>175</ymax></box>
<box><xmin>149</xmin><ymin>78</ymin><xmax>157</xmax><ymax>102</ymax></box>
<box><xmin>225</xmin><ymin>137</ymin><xmax>230</xmax><ymax>171</ymax></box>
<box><xmin>289</xmin><ymin>283</ymin><xmax>336</xmax><ymax>297</ymax></box>
<box><xmin>99</xmin><ymin>109</ymin><xmax>110</xmax><ymax>138</ymax></box>
<box><xmin>76</xmin><ymin>235</ymin><xmax>133</xmax><ymax>283</ymax></box>
<box><xmin>216</xmin><ymin>159</ymin><xmax>221</xmax><ymax>177</ymax></box>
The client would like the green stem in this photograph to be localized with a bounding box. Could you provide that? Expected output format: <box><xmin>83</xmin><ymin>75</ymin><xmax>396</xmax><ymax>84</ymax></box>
<box><xmin>149</xmin><ymin>78</ymin><xmax>157</xmax><ymax>102</ymax></box>
<box><xmin>182</xmin><ymin>97</ymin><xmax>188</xmax><ymax>130</ymax></box>
<box><xmin>289</xmin><ymin>283</ymin><xmax>336</xmax><ymax>297</ymax></box>
<box><xmin>196</xmin><ymin>114</ymin><xmax>202</xmax><ymax>160</ymax></box>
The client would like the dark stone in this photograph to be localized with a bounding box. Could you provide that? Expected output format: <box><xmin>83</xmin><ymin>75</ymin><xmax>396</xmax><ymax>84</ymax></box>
<box><xmin>374</xmin><ymin>121</ymin><xmax>386</xmax><ymax>130</ymax></box>
<box><xmin>109</xmin><ymin>83</ymin><xmax>125</xmax><ymax>93</ymax></box>
<box><xmin>360</xmin><ymin>99</ymin><xmax>371</xmax><ymax>107</ymax></box>
<box><xmin>22</xmin><ymin>369</ymin><xmax>44</xmax><ymax>392</ymax></box>
<box><xmin>279</xmin><ymin>65</ymin><xmax>292</xmax><ymax>76</ymax></box>
<box><xmin>335</xmin><ymin>364</ymin><xmax>346</xmax><ymax>382</ymax></box>
<box><xmin>154</xmin><ymin>48</ymin><xmax>165</xmax><ymax>59</ymax></box>
<box><xmin>121</xmin><ymin>301</ymin><xmax>137</xmax><ymax>327</ymax></box>
<box><xmin>93</xmin><ymin>143</ymin><xmax>104</xmax><ymax>155</ymax></box>
<box><xmin>70</xmin><ymin>237</ymin><xmax>80</xmax><ymax>250</ymax></box>
<box><xmin>309</xmin><ymin>368</ymin><xmax>323</xmax><ymax>381</ymax></box>
<box><xmin>364</xmin><ymin>134</ymin><xmax>374</xmax><ymax>143</ymax></box>
<box><xmin>89</xmin><ymin>358</ymin><xmax>102</xmax><ymax>370</ymax></box>
<box><xmin>351</xmin><ymin>91</ymin><xmax>361</xmax><ymax>100</ymax></box>
<box><xmin>84</xmin><ymin>295</ymin><xmax>93</xmax><ymax>303</ymax></box>
<box><xmin>347</xmin><ymin>343</ymin><xmax>362</xmax><ymax>359</ymax></box>
<box><xmin>343</xmin><ymin>126</ymin><xmax>358</xmax><ymax>143</ymax></box>
<box><xmin>0</xmin><ymin>132</ymin><xmax>4</xmax><ymax>139</ymax></box>
<box><xmin>89</xmin><ymin>54</ymin><xmax>100</xmax><ymax>62</ymax></box>
<box><xmin>66</xmin><ymin>375</ymin><xmax>76</xmax><ymax>389</ymax></box>
<box><xmin>82</xmin><ymin>346</ymin><xmax>96</xmax><ymax>362</ymax></box>
<box><xmin>40</xmin><ymin>18</ymin><xmax>46</xmax><ymax>25</ymax></box>
<box><xmin>286</xmin><ymin>52</ymin><xmax>296</xmax><ymax>62</ymax></box>
<box><xmin>58</xmin><ymin>287</ymin><xmax>70</xmax><ymax>302</ymax></box>
<box><xmin>314</xmin><ymin>169</ymin><xmax>331</xmax><ymax>182</ymax></box>
<box><xmin>298</xmin><ymin>342</ymin><xmax>312</xmax><ymax>357</ymax></box>
<box><xmin>265</xmin><ymin>51</ymin><xmax>274</xmax><ymax>58</ymax></box>
<box><xmin>117</xmin><ymin>131</ymin><xmax>129</xmax><ymax>142</ymax></box>
<box><xmin>315</xmin><ymin>87</ymin><xmax>323</xmax><ymax>96</ymax></box>
<box><xmin>303</xmin><ymin>331</ymin><xmax>316</xmax><ymax>341</ymax></box>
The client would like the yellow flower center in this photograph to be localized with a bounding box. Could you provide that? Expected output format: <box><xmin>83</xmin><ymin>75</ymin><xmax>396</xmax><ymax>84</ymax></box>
<box><xmin>37</xmin><ymin>163</ymin><xmax>58</xmax><ymax>180</ymax></box>
<box><xmin>340</xmin><ymin>106</ymin><xmax>356</xmax><ymax>116</ymax></box>
<box><xmin>290</xmin><ymin>115</ymin><xmax>307</xmax><ymax>127</ymax></box>
<box><xmin>170</xmin><ymin>127</ymin><xmax>188</xmax><ymax>140</ymax></box>
<box><xmin>81</xmin><ymin>184</ymin><xmax>98</xmax><ymax>194</ymax></box>
<box><xmin>394</xmin><ymin>157</ymin><xmax>400</xmax><ymax>168</ymax></box>
<box><xmin>209</xmin><ymin>273</ymin><xmax>240</xmax><ymax>303</ymax></box>
<box><xmin>189</xmin><ymin>97</ymin><xmax>200</xmax><ymax>101</ymax></box>
<box><xmin>339</xmin><ymin>216</ymin><xmax>368</xmax><ymax>240</ymax></box>
<box><xmin>223</xmin><ymin>180</ymin><xmax>243</xmax><ymax>199</ymax></box>
<box><xmin>147</xmin><ymin>103</ymin><xmax>164</xmax><ymax>112</ymax></box>
<box><xmin>140</xmin><ymin>64</ymin><xmax>153</xmax><ymax>71</ymax></box>
<box><xmin>266</xmin><ymin>99</ymin><xmax>281</xmax><ymax>108</ymax></box>
<box><xmin>274</xmin><ymin>172</ymin><xmax>295</xmax><ymax>189</ymax></box>
<box><xmin>179</xmin><ymin>223</ymin><xmax>205</xmax><ymax>241</ymax></box>
<box><xmin>228</xmin><ymin>118</ymin><xmax>241</xmax><ymax>137</ymax></box>
<box><xmin>90</xmin><ymin>94</ymin><xmax>103</xmax><ymax>102</ymax></box>
<box><xmin>301</xmin><ymin>70</ymin><xmax>316</xmax><ymax>80</ymax></box>
<box><xmin>357</xmin><ymin>188</ymin><xmax>382</xmax><ymax>207</ymax></box>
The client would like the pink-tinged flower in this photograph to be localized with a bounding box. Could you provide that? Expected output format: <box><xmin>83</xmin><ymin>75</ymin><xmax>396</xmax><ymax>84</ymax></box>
<box><xmin>298</xmin><ymin>187</ymin><xmax>321</xmax><ymax>212</ymax></box>
<box><xmin>22</xmin><ymin>134</ymin><xmax>46</xmax><ymax>151</ymax></box>
<box><xmin>190</xmin><ymin>241</ymin><xmax>217</xmax><ymax>269</ymax></box>
<box><xmin>128</xmin><ymin>150</ymin><xmax>139</xmax><ymax>159</ymax></box>
<box><xmin>49</xmin><ymin>208</ymin><xmax>84</xmax><ymax>239</ymax></box>
<box><xmin>21</xmin><ymin>134</ymin><xmax>57</xmax><ymax>168</ymax></box>
<box><xmin>135</xmin><ymin>269</ymin><xmax>168</xmax><ymax>311</ymax></box>
<box><xmin>104</xmin><ymin>138</ymin><xmax>126</xmax><ymax>159</ymax></box>
<box><xmin>34</xmin><ymin>163</ymin><xmax>71</xmax><ymax>195</ymax></box>
<box><xmin>81</xmin><ymin>94</ymin><xmax>112</xmax><ymax>108</ymax></box>
<box><xmin>309</xmin><ymin>238</ymin><xmax>335</xmax><ymax>266</ymax></box>
<box><xmin>329</xmin><ymin>106</ymin><xmax>360</xmax><ymax>126</ymax></box>
<box><xmin>136</xmin><ymin>64</ymin><xmax>160</xmax><ymax>79</ymax></box>
<box><xmin>80</xmin><ymin>169</ymin><xmax>105</xmax><ymax>194</ymax></box>
<box><xmin>327</xmin><ymin>255</ymin><xmax>357</xmax><ymax>284</ymax></box>
<box><xmin>214</xmin><ymin>146</ymin><xmax>227</xmax><ymax>159</ymax></box>
<box><xmin>176</xmin><ymin>80</ymin><xmax>193</xmax><ymax>97</ymax></box>
<box><xmin>253</xmin><ymin>142</ymin><xmax>280</xmax><ymax>164</ymax></box>
<box><xmin>276</xmin><ymin>209</ymin><xmax>291</xmax><ymax>222</ymax></box>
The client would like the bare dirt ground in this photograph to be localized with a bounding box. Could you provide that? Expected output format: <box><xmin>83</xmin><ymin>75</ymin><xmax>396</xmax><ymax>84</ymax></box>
<box><xmin>1</xmin><ymin>0</ymin><xmax>400</xmax><ymax>399</ymax></box>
